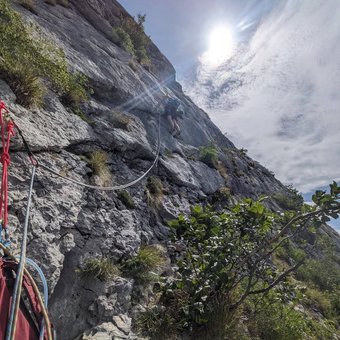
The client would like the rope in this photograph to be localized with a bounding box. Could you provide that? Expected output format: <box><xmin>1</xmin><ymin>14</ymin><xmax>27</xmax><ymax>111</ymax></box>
<box><xmin>6</xmin><ymin>165</ymin><xmax>36</xmax><ymax>340</ymax></box>
<box><xmin>32</xmin><ymin>109</ymin><xmax>161</xmax><ymax>191</ymax></box>
<box><xmin>22</xmin><ymin>258</ymin><xmax>49</xmax><ymax>340</ymax></box>
<box><xmin>0</xmin><ymin>243</ymin><xmax>53</xmax><ymax>340</ymax></box>
<box><xmin>0</xmin><ymin>101</ymin><xmax>15</xmax><ymax>231</ymax></box>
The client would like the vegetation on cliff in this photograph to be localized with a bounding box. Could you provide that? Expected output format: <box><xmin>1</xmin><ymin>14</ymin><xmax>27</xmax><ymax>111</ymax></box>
<box><xmin>138</xmin><ymin>182</ymin><xmax>340</xmax><ymax>339</ymax></box>
<box><xmin>0</xmin><ymin>0</ymin><xmax>87</xmax><ymax>107</ymax></box>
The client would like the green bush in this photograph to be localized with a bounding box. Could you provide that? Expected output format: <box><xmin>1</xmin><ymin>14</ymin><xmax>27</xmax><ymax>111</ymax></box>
<box><xmin>158</xmin><ymin>182</ymin><xmax>340</xmax><ymax>338</ymax></box>
<box><xmin>135</xmin><ymin>47</ymin><xmax>151</xmax><ymax>67</ymax></box>
<box><xmin>0</xmin><ymin>0</ymin><xmax>87</xmax><ymax>107</ymax></box>
<box><xmin>199</xmin><ymin>145</ymin><xmax>218</xmax><ymax>168</ymax></box>
<box><xmin>296</xmin><ymin>257</ymin><xmax>340</xmax><ymax>291</ymax></box>
<box><xmin>304</xmin><ymin>288</ymin><xmax>332</xmax><ymax>316</ymax></box>
<box><xmin>273</xmin><ymin>185</ymin><xmax>304</xmax><ymax>211</ymax></box>
<box><xmin>78</xmin><ymin>258</ymin><xmax>120</xmax><ymax>281</ymax></box>
<box><xmin>112</xmin><ymin>14</ymin><xmax>151</xmax><ymax>65</ymax></box>
<box><xmin>117</xmin><ymin>190</ymin><xmax>135</xmax><ymax>209</ymax></box>
<box><xmin>123</xmin><ymin>245</ymin><xmax>165</xmax><ymax>283</ymax></box>
<box><xmin>112</xmin><ymin>27</ymin><xmax>135</xmax><ymax>55</ymax></box>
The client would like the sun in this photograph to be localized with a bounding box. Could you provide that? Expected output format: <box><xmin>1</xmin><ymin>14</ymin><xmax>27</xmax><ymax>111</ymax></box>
<box><xmin>203</xmin><ymin>25</ymin><xmax>235</xmax><ymax>65</ymax></box>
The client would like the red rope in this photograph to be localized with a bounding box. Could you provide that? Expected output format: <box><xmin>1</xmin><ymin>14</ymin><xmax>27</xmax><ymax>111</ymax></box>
<box><xmin>0</xmin><ymin>101</ymin><xmax>15</xmax><ymax>229</ymax></box>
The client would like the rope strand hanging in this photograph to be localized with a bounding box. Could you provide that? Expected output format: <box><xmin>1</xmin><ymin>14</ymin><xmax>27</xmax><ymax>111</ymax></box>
<box><xmin>0</xmin><ymin>102</ymin><xmax>15</xmax><ymax>246</ymax></box>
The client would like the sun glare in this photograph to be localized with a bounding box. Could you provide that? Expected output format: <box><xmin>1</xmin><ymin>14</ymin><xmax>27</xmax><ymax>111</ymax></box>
<box><xmin>203</xmin><ymin>25</ymin><xmax>235</xmax><ymax>66</ymax></box>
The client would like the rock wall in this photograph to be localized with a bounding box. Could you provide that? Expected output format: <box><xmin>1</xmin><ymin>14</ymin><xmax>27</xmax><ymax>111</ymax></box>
<box><xmin>0</xmin><ymin>1</ymin><xmax>338</xmax><ymax>339</ymax></box>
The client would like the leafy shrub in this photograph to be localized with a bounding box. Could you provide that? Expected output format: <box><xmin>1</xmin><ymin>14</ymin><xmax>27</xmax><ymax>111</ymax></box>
<box><xmin>247</xmin><ymin>302</ymin><xmax>310</xmax><ymax>340</ymax></box>
<box><xmin>157</xmin><ymin>182</ymin><xmax>340</xmax><ymax>338</ymax></box>
<box><xmin>123</xmin><ymin>245</ymin><xmax>166</xmax><ymax>283</ymax></box>
<box><xmin>60</xmin><ymin>72</ymin><xmax>88</xmax><ymax>108</ymax></box>
<box><xmin>273</xmin><ymin>185</ymin><xmax>304</xmax><ymax>211</ymax></box>
<box><xmin>135</xmin><ymin>47</ymin><xmax>151</xmax><ymax>67</ymax></box>
<box><xmin>112</xmin><ymin>14</ymin><xmax>151</xmax><ymax>65</ymax></box>
<box><xmin>0</xmin><ymin>0</ymin><xmax>87</xmax><ymax>107</ymax></box>
<box><xmin>112</xmin><ymin>27</ymin><xmax>135</xmax><ymax>55</ymax></box>
<box><xmin>199</xmin><ymin>145</ymin><xmax>218</xmax><ymax>168</ymax></box>
<box><xmin>296</xmin><ymin>256</ymin><xmax>340</xmax><ymax>291</ymax></box>
<box><xmin>304</xmin><ymin>288</ymin><xmax>332</xmax><ymax>316</ymax></box>
<box><xmin>78</xmin><ymin>258</ymin><xmax>120</xmax><ymax>281</ymax></box>
<box><xmin>117</xmin><ymin>190</ymin><xmax>135</xmax><ymax>209</ymax></box>
<box><xmin>111</xmin><ymin>111</ymin><xmax>132</xmax><ymax>130</ymax></box>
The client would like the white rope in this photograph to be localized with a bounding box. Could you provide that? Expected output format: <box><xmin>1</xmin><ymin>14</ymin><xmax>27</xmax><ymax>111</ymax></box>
<box><xmin>37</xmin><ymin>110</ymin><xmax>161</xmax><ymax>191</ymax></box>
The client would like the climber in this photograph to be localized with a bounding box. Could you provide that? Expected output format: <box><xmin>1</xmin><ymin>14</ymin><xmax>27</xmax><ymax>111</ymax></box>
<box><xmin>164</xmin><ymin>97</ymin><xmax>184</xmax><ymax>137</ymax></box>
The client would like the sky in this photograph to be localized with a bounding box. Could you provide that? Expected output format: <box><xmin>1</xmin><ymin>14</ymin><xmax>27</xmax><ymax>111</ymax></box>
<box><xmin>119</xmin><ymin>0</ymin><xmax>278</xmax><ymax>74</ymax></box>
<box><xmin>119</xmin><ymin>0</ymin><xmax>340</xmax><ymax>232</ymax></box>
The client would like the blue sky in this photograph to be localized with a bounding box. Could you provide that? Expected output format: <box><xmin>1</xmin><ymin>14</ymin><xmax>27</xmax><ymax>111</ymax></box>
<box><xmin>119</xmin><ymin>1</ymin><xmax>340</xmax><ymax>233</ymax></box>
<box><xmin>119</xmin><ymin>0</ymin><xmax>277</xmax><ymax>75</ymax></box>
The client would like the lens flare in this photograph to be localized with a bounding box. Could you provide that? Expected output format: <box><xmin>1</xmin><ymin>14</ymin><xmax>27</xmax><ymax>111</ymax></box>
<box><xmin>203</xmin><ymin>25</ymin><xmax>235</xmax><ymax>66</ymax></box>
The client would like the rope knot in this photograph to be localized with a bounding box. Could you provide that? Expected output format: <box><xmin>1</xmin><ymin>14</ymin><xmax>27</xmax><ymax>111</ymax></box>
<box><xmin>1</xmin><ymin>151</ymin><xmax>10</xmax><ymax>166</ymax></box>
<box><xmin>7</xmin><ymin>120</ymin><xmax>15</xmax><ymax>136</ymax></box>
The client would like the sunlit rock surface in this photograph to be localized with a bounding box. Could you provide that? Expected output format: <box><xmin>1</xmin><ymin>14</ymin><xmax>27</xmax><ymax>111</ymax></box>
<box><xmin>1</xmin><ymin>1</ymin><xmax>339</xmax><ymax>339</ymax></box>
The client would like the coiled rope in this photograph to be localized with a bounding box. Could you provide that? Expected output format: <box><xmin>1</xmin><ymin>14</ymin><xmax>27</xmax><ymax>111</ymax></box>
<box><xmin>0</xmin><ymin>242</ymin><xmax>53</xmax><ymax>340</ymax></box>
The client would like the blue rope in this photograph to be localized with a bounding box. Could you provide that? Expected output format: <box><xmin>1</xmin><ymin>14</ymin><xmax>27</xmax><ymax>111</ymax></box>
<box><xmin>0</xmin><ymin>223</ymin><xmax>11</xmax><ymax>248</ymax></box>
<box><xmin>24</xmin><ymin>258</ymin><xmax>49</xmax><ymax>339</ymax></box>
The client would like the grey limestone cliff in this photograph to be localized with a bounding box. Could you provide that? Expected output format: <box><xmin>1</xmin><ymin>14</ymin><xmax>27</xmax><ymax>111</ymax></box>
<box><xmin>0</xmin><ymin>1</ymin><xmax>339</xmax><ymax>339</ymax></box>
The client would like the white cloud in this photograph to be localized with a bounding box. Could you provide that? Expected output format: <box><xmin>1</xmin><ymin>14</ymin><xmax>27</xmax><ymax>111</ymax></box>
<box><xmin>184</xmin><ymin>0</ymin><xmax>340</xmax><ymax>193</ymax></box>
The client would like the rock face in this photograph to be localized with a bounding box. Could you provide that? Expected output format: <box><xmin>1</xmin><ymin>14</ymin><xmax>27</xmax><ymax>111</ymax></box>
<box><xmin>0</xmin><ymin>1</ymin><xmax>339</xmax><ymax>339</ymax></box>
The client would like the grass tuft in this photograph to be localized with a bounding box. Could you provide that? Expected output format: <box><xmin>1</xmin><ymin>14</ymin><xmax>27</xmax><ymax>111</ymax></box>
<box><xmin>78</xmin><ymin>258</ymin><xmax>120</xmax><ymax>282</ymax></box>
<box><xmin>0</xmin><ymin>60</ymin><xmax>46</xmax><ymax>107</ymax></box>
<box><xmin>89</xmin><ymin>150</ymin><xmax>111</xmax><ymax>185</ymax></box>
<box><xmin>146</xmin><ymin>176</ymin><xmax>164</xmax><ymax>210</ymax></box>
<box><xmin>0</xmin><ymin>0</ymin><xmax>88</xmax><ymax>107</ymax></box>
<box><xmin>111</xmin><ymin>111</ymin><xmax>132</xmax><ymax>130</ymax></box>
<box><xmin>117</xmin><ymin>190</ymin><xmax>136</xmax><ymax>209</ymax></box>
<box><xmin>123</xmin><ymin>245</ymin><xmax>166</xmax><ymax>283</ymax></box>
